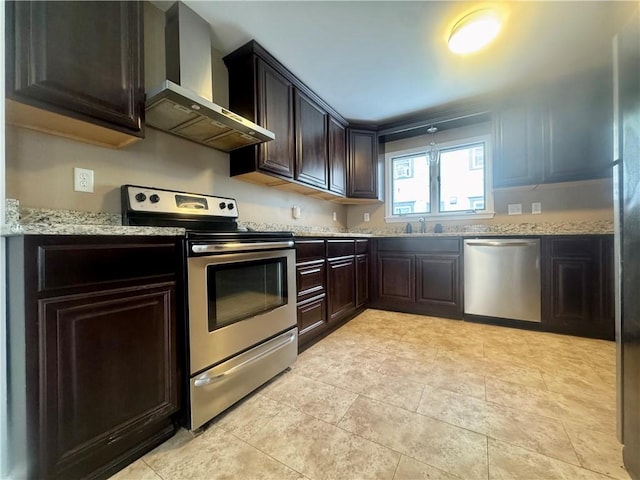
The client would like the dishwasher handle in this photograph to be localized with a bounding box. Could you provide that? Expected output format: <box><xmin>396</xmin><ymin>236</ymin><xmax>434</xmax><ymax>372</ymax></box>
<box><xmin>465</xmin><ymin>240</ymin><xmax>539</xmax><ymax>247</ymax></box>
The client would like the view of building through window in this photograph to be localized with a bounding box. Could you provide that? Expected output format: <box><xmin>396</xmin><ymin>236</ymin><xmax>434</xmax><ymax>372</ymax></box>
<box><xmin>390</xmin><ymin>142</ymin><xmax>486</xmax><ymax>217</ymax></box>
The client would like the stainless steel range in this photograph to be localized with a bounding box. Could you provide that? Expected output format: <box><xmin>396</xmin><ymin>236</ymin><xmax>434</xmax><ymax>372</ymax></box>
<box><xmin>121</xmin><ymin>185</ymin><xmax>297</xmax><ymax>430</ymax></box>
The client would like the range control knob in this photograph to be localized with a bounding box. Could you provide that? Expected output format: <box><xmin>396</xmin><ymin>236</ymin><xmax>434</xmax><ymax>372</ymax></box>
<box><xmin>135</xmin><ymin>193</ymin><xmax>146</xmax><ymax>202</ymax></box>
<box><xmin>149</xmin><ymin>194</ymin><xmax>160</xmax><ymax>203</ymax></box>
<box><xmin>219</xmin><ymin>202</ymin><xmax>227</xmax><ymax>210</ymax></box>
<box><xmin>227</xmin><ymin>203</ymin><xmax>235</xmax><ymax>210</ymax></box>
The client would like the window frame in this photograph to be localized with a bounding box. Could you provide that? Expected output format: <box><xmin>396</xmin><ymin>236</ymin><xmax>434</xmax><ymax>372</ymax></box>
<box><xmin>384</xmin><ymin>134</ymin><xmax>495</xmax><ymax>222</ymax></box>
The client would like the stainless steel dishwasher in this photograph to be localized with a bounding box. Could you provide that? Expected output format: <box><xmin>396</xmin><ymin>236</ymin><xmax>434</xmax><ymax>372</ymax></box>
<box><xmin>464</xmin><ymin>238</ymin><xmax>541</xmax><ymax>322</ymax></box>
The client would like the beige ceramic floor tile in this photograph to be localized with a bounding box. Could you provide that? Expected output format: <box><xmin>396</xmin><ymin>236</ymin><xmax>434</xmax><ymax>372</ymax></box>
<box><xmin>488</xmin><ymin>438</ymin><xmax>614</xmax><ymax>480</ymax></box>
<box><xmin>143</xmin><ymin>427</ymin><xmax>303</xmax><ymax>480</ymax></box>
<box><xmin>393</xmin><ymin>455</ymin><xmax>461</xmax><ymax>480</ymax></box>
<box><xmin>212</xmin><ymin>392</ymin><xmax>283</xmax><ymax>441</ymax></box>
<box><xmin>108</xmin><ymin>459</ymin><xmax>162</xmax><ymax>480</ymax></box>
<box><xmin>248</xmin><ymin>405</ymin><xmax>400</xmax><ymax>480</ymax></box>
<box><xmin>563</xmin><ymin>421</ymin><xmax>631</xmax><ymax>480</ymax></box>
<box><xmin>259</xmin><ymin>371</ymin><xmax>358</xmax><ymax>424</ymax></box>
<box><xmin>417</xmin><ymin>385</ymin><xmax>579</xmax><ymax>465</ymax></box>
<box><xmin>485</xmin><ymin>377</ymin><xmax>617</xmax><ymax>435</ymax></box>
<box><xmin>338</xmin><ymin>396</ymin><xmax>488</xmax><ymax>480</ymax></box>
<box><xmin>315</xmin><ymin>364</ymin><xmax>425</xmax><ymax>411</ymax></box>
<box><xmin>377</xmin><ymin>355</ymin><xmax>436</xmax><ymax>383</ymax></box>
<box><xmin>541</xmin><ymin>370</ymin><xmax>616</xmax><ymax>405</ymax></box>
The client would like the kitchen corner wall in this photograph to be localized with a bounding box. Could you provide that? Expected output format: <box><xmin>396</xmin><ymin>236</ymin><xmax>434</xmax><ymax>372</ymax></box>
<box><xmin>5</xmin><ymin>124</ymin><xmax>347</xmax><ymax>229</ymax></box>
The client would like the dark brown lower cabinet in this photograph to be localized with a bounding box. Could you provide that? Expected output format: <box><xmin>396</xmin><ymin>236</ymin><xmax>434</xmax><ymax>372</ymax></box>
<box><xmin>372</xmin><ymin>238</ymin><xmax>463</xmax><ymax>319</ymax></box>
<box><xmin>295</xmin><ymin>238</ymin><xmax>368</xmax><ymax>349</ymax></box>
<box><xmin>7</xmin><ymin>236</ymin><xmax>182</xmax><ymax>479</ymax></box>
<box><xmin>542</xmin><ymin>235</ymin><xmax>614</xmax><ymax>340</ymax></box>
<box><xmin>327</xmin><ymin>256</ymin><xmax>356</xmax><ymax>323</ymax></box>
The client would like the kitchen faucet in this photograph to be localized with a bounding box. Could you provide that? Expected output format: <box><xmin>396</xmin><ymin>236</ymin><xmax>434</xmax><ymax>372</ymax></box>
<box><xmin>418</xmin><ymin>217</ymin><xmax>426</xmax><ymax>233</ymax></box>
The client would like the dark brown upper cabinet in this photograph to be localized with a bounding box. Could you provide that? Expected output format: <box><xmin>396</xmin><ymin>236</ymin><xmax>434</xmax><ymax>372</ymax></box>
<box><xmin>493</xmin><ymin>68</ymin><xmax>612</xmax><ymax>188</ymax></box>
<box><xmin>347</xmin><ymin>128</ymin><xmax>381</xmax><ymax>200</ymax></box>
<box><xmin>493</xmin><ymin>96</ymin><xmax>545</xmax><ymax>188</ymax></box>
<box><xmin>5</xmin><ymin>1</ymin><xmax>144</xmax><ymax>148</ymax></box>
<box><xmin>328</xmin><ymin>116</ymin><xmax>347</xmax><ymax>196</ymax></box>
<box><xmin>225</xmin><ymin>41</ymin><xmax>380</xmax><ymax>202</ymax></box>
<box><xmin>542</xmin><ymin>71</ymin><xmax>613</xmax><ymax>183</ymax></box>
<box><xmin>295</xmin><ymin>90</ymin><xmax>329</xmax><ymax>189</ymax></box>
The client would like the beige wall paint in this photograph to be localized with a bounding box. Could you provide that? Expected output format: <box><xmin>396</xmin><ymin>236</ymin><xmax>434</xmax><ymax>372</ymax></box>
<box><xmin>5</xmin><ymin>125</ymin><xmax>347</xmax><ymax>228</ymax></box>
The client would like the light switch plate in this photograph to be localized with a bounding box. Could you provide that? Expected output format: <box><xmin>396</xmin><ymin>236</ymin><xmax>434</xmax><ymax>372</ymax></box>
<box><xmin>532</xmin><ymin>202</ymin><xmax>542</xmax><ymax>214</ymax></box>
<box><xmin>507</xmin><ymin>203</ymin><xmax>522</xmax><ymax>215</ymax></box>
<box><xmin>364</xmin><ymin>212</ymin><xmax>370</xmax><ymax>222</ymax></box>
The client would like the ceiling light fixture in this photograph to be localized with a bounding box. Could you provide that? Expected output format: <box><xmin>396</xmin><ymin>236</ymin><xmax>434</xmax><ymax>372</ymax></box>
<box><xmin>426</xmin><ymin>126</ymin><xmax>440</xmax><ymax>166</ymax></box>
<box><xmin>448</xmin><ymin>8</ymin><xmax>503</xmax><ymax>55</ymax></box>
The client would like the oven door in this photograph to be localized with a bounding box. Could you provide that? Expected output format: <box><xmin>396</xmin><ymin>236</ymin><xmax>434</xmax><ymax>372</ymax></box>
<box><xmin>187</xmin><ymin>247</ymin><xmax>296</xmax><ymax>375</ymax></box>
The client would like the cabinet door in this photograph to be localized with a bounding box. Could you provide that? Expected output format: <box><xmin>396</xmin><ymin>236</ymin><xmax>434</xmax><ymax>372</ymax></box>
<box><xmin>327</xmin><ymin>257</ymin><xmax>356</xmax><ymax>323</ymax></box>
<box><xmin>493</xmin><ymin>100</ymin><xmax>544</xmax><ymax>188</ymax></box>
<box><xmin>543</xmin><ymin>72</ymin><xmax>613</xmax><ymax>183</ymax></box>
<box><xmin>356</xmin><ymin>254</ymin><xmax>369</xmax><ymax>309</ymax></box>
<box><xmin>377</xmin><ymin>254</ymin><xmax>415</xmax><ymax>304</ymax></box>
<box><xmin>416</xmin><ymin>254</ymin><xmax>462</xmax><ymax>318</ymax></box>
<box><xmin>7</xmin><ymin>1</ymin><xmax>144</xmax><ymax>135</ymax></box>
<box><xmin>295</xmin><ymin>90</ymin><xmax>329</xmax><ymax>188</ymax></box>
<box><xmin>348</xmin><ymin>128</ymin><xmax>379</xmax><ymax>199</ymax></box>
<box><xmin>542</xmin><ymin>237</ymin><xmax>612</xmax><ymax>339</ymax></box>
<box><xmin>256</xmin><ymin>59</ymin><xmax>295</xmax><ymax>177</ymax></box>
<box><xmin>38</xmin><ymin>283</ymin><xmax>178</xmax><ymax>478</ymax></box>
<box><xmin>329</xmin><ymin>117</ymin><xmax>347</xmax><ymax>195</ymax></box>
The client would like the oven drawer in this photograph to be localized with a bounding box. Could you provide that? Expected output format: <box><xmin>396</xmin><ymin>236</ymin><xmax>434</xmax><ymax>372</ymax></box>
<box><xmin>296</xmin><ymin>259</ymin><xmax>326</xmax><ymax>301</ymax></box>
<box><xmin>189</xmin><ymin>327</ymin><xmax>297</xmax><ymax>430</ymax></box>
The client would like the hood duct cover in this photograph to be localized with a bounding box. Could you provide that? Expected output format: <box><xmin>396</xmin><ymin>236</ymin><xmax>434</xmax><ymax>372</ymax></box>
<box><xmin>145</xmin><ymin>3</ymin><xmax>274</xmax><ymax>152</ymax></box>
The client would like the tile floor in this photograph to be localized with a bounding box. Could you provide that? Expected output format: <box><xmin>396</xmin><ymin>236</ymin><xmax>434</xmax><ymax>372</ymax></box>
<box><xmin>111</xmin><ymin>309</ymin><xmax>628</xmax><ymax>480</ymax></box>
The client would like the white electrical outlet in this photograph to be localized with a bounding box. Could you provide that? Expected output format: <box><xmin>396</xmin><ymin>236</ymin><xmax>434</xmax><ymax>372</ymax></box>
<box><xmin>292</xmin><ymin>206</ymin><xmax>301</xmax><ymax>219</ymax></box>
<box><xmin>364</xmin><ymin>212</ymin><xmax>370</xmax><ymax>222</ymax></box>
<box><xmin>74</xmin><ymin>167</ymin><xmax>94</xmax><ymax>193</ymax></box>
<box><xmin>507</xmin><ymin>203</ymin><xmax>522</xmax><ymax>215</ymax></box>
<box><xmin>332</xmin><ymin>212</ymin><xmax>337</xmax><ymax>221</ymax></box>
<box><xmin>531</xmin><ymin>202</ymin><xmax>542</xmax><ymax>214</ymax></box>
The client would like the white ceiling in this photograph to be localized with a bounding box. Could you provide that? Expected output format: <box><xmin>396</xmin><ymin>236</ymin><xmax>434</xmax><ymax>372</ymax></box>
<box><xmin>179</xmin><ymin>1</ymin><xmax>633</xmax><ymax>124</ymax></box>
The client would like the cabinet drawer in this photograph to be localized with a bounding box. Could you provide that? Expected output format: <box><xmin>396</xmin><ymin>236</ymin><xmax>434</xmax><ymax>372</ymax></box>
<box><xmin>355</xmin><ymin>239</ymin><xmax>369</xmax><ymax>254</ymax></box>
<box><xmin>35</xmin><ymin>240</ymin><xmax>179</xmax><ymax>293</ymax></box>
<box><xmin>297</xmin><ymin>294</ymin><xmax>327</xmax><ymax>336</ymax></box>
<box><xmin>296</xmin><ymin>260</ymin><xmax>326</xmax><ymax>301</ymax></box>
<box><xmin>327</xmin><ymin>239</ymin><xmax>355</xmax><ymax>258</ymax></box>
<box><xmin>296</xmin><ymin>240</ymin><xmax>325</xmax><ymax>261</ymax></box>
<box><xmin>548</xmin><ymin>237</ymin><xmax>598</xmax><ymax>257</ymax></box>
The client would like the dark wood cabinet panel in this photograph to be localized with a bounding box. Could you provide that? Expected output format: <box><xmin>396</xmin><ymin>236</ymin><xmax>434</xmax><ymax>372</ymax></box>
<box><xmin>493</xmin><ymin>99</ymin><xmax>544</xmax><ymax>188</ymax></box>
<box><xmin>356</xmin><ymin>254</ymin><xmax>369</xmax><ymax>309</ymax></box>
<box><xmin>541</xmin><ymin>236</ymin><xmax>614</xmax><ymax>340</ymax></box>
<box><xmin>416</xmin><ymin>254</ymin><xmax>462</xmax><ymax>317</ymax></box>
<box><xmin>329</xmin><ymin>117</ymin><xmax>347</xmax><ymax>195</ymax></box>
<box><xmin>377</xmin><ymin>254</ymin><xmax>415</xmax><ymax>303</ymax></box>
<box><xmin>7</xmin><ymin>236</ymin><xmax>182</xmax><ymax>479</ymax></box>
<box><xmin>297</xmin><ymin>294</ymin><xmax>327</xmax><ymax>341</ymax></box>
<box><xmin>295</xmin><ymin>90</ymin><xmax>329</xmax><ymax>188</ymax></box>
<box><xmin>543</xmin><ymin>72</ymin><xmax>613</xmax><ymax>183</ymax></box>
<box><xmin>296</xmin><ymin>260</ymin><xmax>326</xmax><ymax>302</ymax></box>
<box><xmin>348</xmin><ymin>128</ymin><xmax>380</xmax><ymax>199</ymax></box>
<box><xmin>257</xmin><ymin>59</ymin><xmax>295</xmax><ymax>177</ymax></box>
<box><xmin>39</xmin><ymin>284</ymin><xmax>178</xmax><ymax>478</ymax></box>
<box><xmin>6</xmin><ymin>1</ymin><xmax>144</xmax><ymax>142</ymax></box>
<box><xmin>327</xmin><ymin>239</ymin><xmax>355</xmax><ymax>258</ymax></box>
<box><xmin>327</xmin><ymin>257</ymin><xmax>356</xmax><ymax>323</ymax></box>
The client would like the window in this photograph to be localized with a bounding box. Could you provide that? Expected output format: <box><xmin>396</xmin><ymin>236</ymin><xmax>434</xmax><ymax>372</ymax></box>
<box><xmin>385</xmin><ymin>134</ymin><xmax>494</xmax><ymax>221</ymax></box>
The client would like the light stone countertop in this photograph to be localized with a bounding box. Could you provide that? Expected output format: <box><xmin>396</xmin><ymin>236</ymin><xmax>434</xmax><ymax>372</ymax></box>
<box><xmin>2</xmin><ymin>200</ymin><xmax>613</xmax><ymax>238</ymax></box>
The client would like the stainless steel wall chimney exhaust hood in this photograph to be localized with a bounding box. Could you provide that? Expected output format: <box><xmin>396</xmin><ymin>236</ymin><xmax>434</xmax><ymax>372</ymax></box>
<box><xmin>145</xmin><ymin>2</ymin><xmax>274</xmax><ymax>152</ymax></box>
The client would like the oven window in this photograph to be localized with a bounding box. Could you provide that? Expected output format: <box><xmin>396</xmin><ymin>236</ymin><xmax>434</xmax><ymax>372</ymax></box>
<box><xmin>206</xmin><ymin>258</ymin><xmax>288</xmax><ymax>331</ymax></box>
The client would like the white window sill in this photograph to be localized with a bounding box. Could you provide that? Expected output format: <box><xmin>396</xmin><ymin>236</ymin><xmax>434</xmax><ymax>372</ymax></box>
<box><xmin>385</xmin><ymin>212</ymin><xmax>496</xmax><ymax>223</ymax></box>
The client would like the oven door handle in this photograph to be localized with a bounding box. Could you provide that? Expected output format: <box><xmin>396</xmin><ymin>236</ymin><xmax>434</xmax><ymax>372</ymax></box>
<box><xmin>191</xmin><ymin>240</ymin><xmax>294</xmax><ymax>254</ymax></box>
<box><xmin>193</xmin><ymin>330</ymin><xmax>296</xmax><ymax>387</ymax></box>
